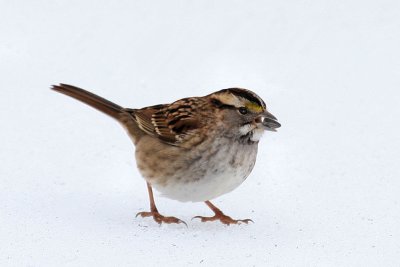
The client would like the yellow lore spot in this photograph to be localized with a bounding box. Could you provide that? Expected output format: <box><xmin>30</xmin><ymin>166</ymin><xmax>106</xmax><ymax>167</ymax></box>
<box><xmin>245</xmin><ymin>102</ymin><xmax>263</xmax><ymax>113</ymax></box>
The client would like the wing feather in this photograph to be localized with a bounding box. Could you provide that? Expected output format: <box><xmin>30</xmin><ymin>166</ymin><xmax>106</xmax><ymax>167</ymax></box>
<box><xmin>128</xmin><ymin>98</ymin><xmax>206</xmax><ymax>146</ymax></box>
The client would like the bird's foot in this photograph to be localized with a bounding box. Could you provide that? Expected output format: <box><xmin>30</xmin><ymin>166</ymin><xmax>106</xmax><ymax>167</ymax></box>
<box><xmin>136</xmin><ymin>211</ymin><xmax>187</xmax><ymax>226</ymax></box>
<box><xmin>192</xmin><ymin>212</ymin><xmax>253</xmax><ymax>225</ymax></box>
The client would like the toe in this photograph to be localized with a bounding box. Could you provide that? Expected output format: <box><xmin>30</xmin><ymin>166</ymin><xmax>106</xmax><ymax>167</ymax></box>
<box><xmin>167</xmin><ymin>217</ymin><xmax>187</xmax><ymax>226</ymax></box>
<box><xmin>136</xmin><ymin>211</ymin><xmax>186</xmax><ymax>226</ymax></box>
<box><xmin>239</xmin><ymin>219</ymin><xmax>254</xmax><ymax>224</ymax></box>
<box><xmin>136</xmin><ymin>211</ymin><xmax>152</xmax><ymax>218</ymax></box>
<box><xmin>192</xmin><ymin>216</ymin><xmax>216</xmax><ymax>223</ymax></box>
<box><xmin>193</xmin><ymin>214</ymin><xmax>253</xmax><ymax>225</ymax></box>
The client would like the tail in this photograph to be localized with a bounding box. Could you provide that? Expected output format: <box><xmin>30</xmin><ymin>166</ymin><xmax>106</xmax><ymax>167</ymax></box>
<box><xmin>51</xmin><ymin>83</ymin><xmax>123</xmax><ymax>120</ymax></box>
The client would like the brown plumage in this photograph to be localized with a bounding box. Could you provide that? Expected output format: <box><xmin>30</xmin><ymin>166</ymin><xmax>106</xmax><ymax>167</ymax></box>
<box><xmin>51</xmin><ymin>83</ymin><xmax>280</xmax><ymax>225</ymax></box>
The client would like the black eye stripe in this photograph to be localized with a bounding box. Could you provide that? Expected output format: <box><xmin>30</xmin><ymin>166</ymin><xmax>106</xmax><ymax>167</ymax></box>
<box><xmin>210</xmin><ymin>98</ymin><xmax>236</xmax><ymax>110</ymax></box>
<box><xmin>211</xmin><ymin>98</ymin><xmax>222</xmax><ymax>107</ymax></box>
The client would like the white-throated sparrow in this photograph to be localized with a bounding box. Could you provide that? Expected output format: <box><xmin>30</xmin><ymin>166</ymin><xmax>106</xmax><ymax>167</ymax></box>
<box><xmin>52</xmin><ymin>84</ymin><xmax>280</xmax><ymax>225</ymax></box>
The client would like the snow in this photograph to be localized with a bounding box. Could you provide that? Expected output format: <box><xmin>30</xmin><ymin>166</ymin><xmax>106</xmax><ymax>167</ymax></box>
<box><xmin>1</xmin><ymin>0</ymin><xmax>400</xmax><ymax>266</ymax></box>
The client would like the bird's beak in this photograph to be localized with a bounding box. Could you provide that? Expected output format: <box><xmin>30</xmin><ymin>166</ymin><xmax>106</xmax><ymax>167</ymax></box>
<box><xmin>257</xmin><ymin>110</ymin><xmax>281</xmax><ymax>132</ymax></box>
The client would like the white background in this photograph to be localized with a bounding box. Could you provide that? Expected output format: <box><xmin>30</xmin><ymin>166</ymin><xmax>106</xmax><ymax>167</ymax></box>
<box><xmin>1</xmin><ymin>0</ymin><xmax>399</xmax><ymax>266</ymax></box>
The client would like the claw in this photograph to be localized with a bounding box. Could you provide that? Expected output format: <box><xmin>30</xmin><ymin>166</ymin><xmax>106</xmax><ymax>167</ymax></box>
<box><xmin>192</xmin><ymin>214</ymin><xmax>253</xmax><ymax>225</ymax></box>
<box><xmin>136</xmin><ymin>211</ymin><xmax>187</xmax><ymax>226</ymax></box>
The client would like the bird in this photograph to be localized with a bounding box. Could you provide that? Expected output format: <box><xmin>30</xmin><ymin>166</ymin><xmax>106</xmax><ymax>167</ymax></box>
<box><xmin>51</xmin><ymin>84</ymin><xmax>280</xmax><ymax>225</ymax></box>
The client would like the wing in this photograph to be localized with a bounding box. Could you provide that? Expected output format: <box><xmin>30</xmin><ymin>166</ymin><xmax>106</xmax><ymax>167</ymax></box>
<box><xmin>128</xmin><ymin>98</ymin><xmax>206</xmax><ymax>146</ymax></box>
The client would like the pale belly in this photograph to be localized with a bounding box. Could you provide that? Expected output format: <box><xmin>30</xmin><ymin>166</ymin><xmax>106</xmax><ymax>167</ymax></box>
<box><xmin>149</xmin><ymin>141</ymin><xmax>259</xmax><ymax>202</ymax></box>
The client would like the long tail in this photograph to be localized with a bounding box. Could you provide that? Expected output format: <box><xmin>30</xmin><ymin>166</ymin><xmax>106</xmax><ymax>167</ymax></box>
<box><xmin>51</xmin><ymin>83</ymin><xmax>123</xmax><ymax>120</ymax></box>
<box><xmin>51</xmin><ymin>83</ymin><xmax>144</xmax><ymax>143</ymax></box>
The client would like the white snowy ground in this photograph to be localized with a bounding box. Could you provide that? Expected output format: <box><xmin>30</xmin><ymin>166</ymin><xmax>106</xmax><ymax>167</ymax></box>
<box><xmin>1</xmin><ymin>1</ymin><xmax>400</xmax><ymax>266</ymax></box>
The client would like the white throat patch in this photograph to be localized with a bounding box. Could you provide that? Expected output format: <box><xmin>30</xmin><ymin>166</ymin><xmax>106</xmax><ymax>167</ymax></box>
<box><xmin>250</xmin><ymin>128</ymin><xmax>264</xmax><ymax>142</ymax></box>
<box><xmin>239</xmin><ymin>124</ymin><xmax>264</xmax><ymax>142</ymax></box>
<box><xmin>239</xmin><ymin>124</ymin><xmax>254</xmax><ymax>136</ymax></box>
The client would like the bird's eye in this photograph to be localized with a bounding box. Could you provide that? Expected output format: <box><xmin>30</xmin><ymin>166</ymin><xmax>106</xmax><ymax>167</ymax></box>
<box><xmin>239</xmin><ymin>107</ymin><xmax>248</xmax><ymax>115</ymax></box>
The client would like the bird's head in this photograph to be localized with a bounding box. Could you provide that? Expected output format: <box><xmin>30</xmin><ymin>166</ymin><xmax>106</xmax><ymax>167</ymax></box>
<box><xmin>209</xmin><ymin>88</ymin><xmax>281</xmax><ymax>142</ymax></box>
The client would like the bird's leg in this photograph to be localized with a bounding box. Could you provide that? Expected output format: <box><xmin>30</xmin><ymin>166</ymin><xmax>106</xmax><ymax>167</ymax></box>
<box><xmin>136</xmin><ymin>182</ymin><xmax>186</xmax><ymax>226</ymax></box>
<box><xmin>193</xmin><ymin>201</ymin><xmax>253</xmax><ymax>225</ymax></box>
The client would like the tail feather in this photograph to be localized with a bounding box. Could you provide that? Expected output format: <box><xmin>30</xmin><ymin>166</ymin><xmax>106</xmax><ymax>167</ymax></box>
<box><xmin>51</xmin><ymin>83</ymin><xmax>123</xmax><ymax>120</ymax></box>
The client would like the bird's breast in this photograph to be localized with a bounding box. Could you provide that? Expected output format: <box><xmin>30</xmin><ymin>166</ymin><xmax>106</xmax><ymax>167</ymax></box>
<box><xmin>140</xmin><ymin>138</ymin><xmax>259</xmax><ymax>202</ymax></box>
